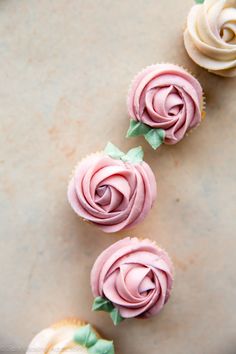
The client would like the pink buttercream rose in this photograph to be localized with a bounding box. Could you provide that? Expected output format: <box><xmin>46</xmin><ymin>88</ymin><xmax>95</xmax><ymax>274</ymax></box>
<box><xmin>91</xmin><ymin>237</ymin><xmax>174</xmax><ymax>319</ymax></box>
<box><xmin>67</xmin><ymin>147</ymin><xmax>156</xmax><ymax>233</ymax></box>
<box><xmin>127</xmin><ymin>64</ymin><xmax>204</xmax><ymax>145</ymax></box>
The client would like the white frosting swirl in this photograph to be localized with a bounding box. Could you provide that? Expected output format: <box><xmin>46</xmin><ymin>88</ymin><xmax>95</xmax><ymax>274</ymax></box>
<box><xmin>184</xmin><ymin>0</ymin><xmax>236</xmax><ymax>76</ymax></box>
<box><xmin>26</xmin><ymin>325</ymin><xmax>88</xmax><ymax>354</ymax></box>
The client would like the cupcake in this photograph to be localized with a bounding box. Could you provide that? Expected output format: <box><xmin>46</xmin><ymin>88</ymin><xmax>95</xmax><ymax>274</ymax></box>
<box><xmin>184</xmin><ymin>0</ymin><xmax>236</xmax><ymax>77</ymax></box>
<box><xmin>91</xmin><ymin>237</ymin><xmax>174</xmax><ymax>325</ymax></box>
<box><xmin>26</xmin><ymin>318</ymin><xmax>115</xmax><ymax>354</ymax></box>
<box><xmin>68</xmin><ymin>143</ymin><xmax>157</xmax><ymax>233</ymax></box>
<box><xmin>126</xmin><ymin>64</ymin><xmax>204</xmax><ymax>149</ymax></box>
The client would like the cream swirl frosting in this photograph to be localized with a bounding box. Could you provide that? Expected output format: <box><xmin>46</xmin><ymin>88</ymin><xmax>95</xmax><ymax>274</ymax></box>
<box><xmin>184</xmin><ymin>0</ymin><xmax>236</xmax><ymax>77</ymax></box>
<box><xmin>26</xmin><ymin>323</ymin><xmax>89</xmax><ymax>354</ymax></box>
<box><xmin>91</xmin><ymin>237</ymin><xmax>174</xmax><ymax>319</ymax></box>
<box><xmin>26</xmin><ymin>321</ymin><xmax>115</xmax><ymax>354</ymax></box>
<box><xmin>68</xmin><ymin>145</ymin><xmax>156</xmax><ymax>233</ymax></box>
<box><xmin>127</xmin><ymin>64</ymin><xmax>203</xmax><ymax>146</ymax></box>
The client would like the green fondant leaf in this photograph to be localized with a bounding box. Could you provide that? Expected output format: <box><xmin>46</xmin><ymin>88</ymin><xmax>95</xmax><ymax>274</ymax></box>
<box><xmin>144</xmin><ymin>129</ymin><xmax>165</xmax><ymax>150</ymax></box>
<box><xmin>126</xmin><ymin>119</ymin><xmax>150</xmax><ymax>137</ymax></box>
<box><xmin>110</xmin><ymin>307</ymin><xmax>124</xmax><ymax>326</ymax></box>
<box><xmin>195</xmin><ymin>0</ymin><xmax>204</xmax><ymax>3</ymax></box>
<box><xmin>104</xmin><ymin>142</ymin><xmax>143</xmax><ymax>164</ymax></box>
<box><xmin>88</xmin><ymin>339</ymin><xmax>115</xmax><ymax>354</ymax></box>
<box><xmin>122</xmin><ymin>146</ymin><xmax>144</xmax><ymax>164</ymax></box>
<box><xmin>74</xmin><ymin>324</ymin><xmax>97</xmax><ymax>348</ymax></box>
<box><xmin>92</xmin><ymin>296</ymin><xmax>114</xmax><ymax>313</ymax></box>
<box><xmin>104</xmin><ymin>142</ymin><xmax>125</xmax><ymax>160</ymax></box>
<box><xmin>92</xmin><ymin>297</ymin><xmax>124</xmax><ymax>326</ymax></box>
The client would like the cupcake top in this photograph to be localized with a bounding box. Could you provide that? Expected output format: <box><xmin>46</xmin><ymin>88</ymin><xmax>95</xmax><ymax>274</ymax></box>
<box><xmin>26</xmin><ymin>320</ymin><xmax>114</xmax><ymax>354</ymax></box>
<box><xmin>91</xmin><ymin>237</ymin><xmax>174</xmax><ymax>324</ymax></box>
<box><xmin>68</xmin><ymin>143</ymin><xmax>157</xmax><ymax>233</ymax></box>
<box><xmin>127</xmin><ymin>64</ymin><xmax>204</xmax><ymax>149</ymax></box>
<box><xmin>184</xmin><ymin>0</ymin><xmax>236</xmax><ymax>77</ymax></box>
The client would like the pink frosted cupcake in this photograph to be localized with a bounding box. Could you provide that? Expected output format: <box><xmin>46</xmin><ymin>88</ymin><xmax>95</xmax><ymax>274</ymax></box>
<box><xmin>68</xmin><ymin>143</ymin><xmax>157</xmax><ymax>233</ymax></box>
<box><xmin>91</xmin><ymin>237</ymin><xmax>174</xmax><ymax>325</ymax></box>
<box><xmin>127</xmin><ymin>64</ymin><xmax>205</xmax><ymax>149</ymax></box>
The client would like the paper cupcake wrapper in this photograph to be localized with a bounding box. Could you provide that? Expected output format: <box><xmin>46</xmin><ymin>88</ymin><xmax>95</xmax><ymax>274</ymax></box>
<box><xmin>51</xmin><ymin>318</ymin><xmax>87</xmax><ymax>329</ymax></box>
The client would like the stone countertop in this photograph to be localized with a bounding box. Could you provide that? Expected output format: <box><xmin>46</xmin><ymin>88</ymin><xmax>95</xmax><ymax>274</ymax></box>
<box><xmin>0</xmin><ymin>0</ymin><xmax>236</xmax><ymax>353</ymax></box>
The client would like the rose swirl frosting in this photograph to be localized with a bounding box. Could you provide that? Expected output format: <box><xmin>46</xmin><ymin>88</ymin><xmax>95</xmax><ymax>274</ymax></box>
<box><xmin>67</xmin><ymin>143</ymin><xmax>157</xmax><ymax>233</ymax></box>
<box><xmin>127</xmin><ymin>64</ymin><xmax>204</xmax><ymax>149</ymax></box>
<box><xmin>184</xmin><ymin>0</ymin><xmax>236</xmax><ymax>77</ymax></box>
<box><xmin>91</xmin><ymin>237</ymin><xmax>174</xmax><ymax>324</ymax></box>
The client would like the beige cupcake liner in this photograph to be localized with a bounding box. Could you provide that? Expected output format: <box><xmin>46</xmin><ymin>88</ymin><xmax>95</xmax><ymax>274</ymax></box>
<box><xmin>51</xmin><ymin>318</ymin><xmax>101</xmax><ymax>338</ymax></box>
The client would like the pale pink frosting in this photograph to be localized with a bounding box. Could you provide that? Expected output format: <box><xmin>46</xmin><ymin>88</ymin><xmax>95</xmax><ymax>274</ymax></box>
<box><xmin>127</xmin><ymin>64</ymin><xmax>203</xmax><ymax>144</ymax></box>
<box><xmin>91</xmin><ymin>237</ymin><xmax>174</xmax><ymax>318</ymax></box>
<box><xmin>68</xmin><ymin>154</ymin><xmax>157</xmax><ymax>233</ymax></box>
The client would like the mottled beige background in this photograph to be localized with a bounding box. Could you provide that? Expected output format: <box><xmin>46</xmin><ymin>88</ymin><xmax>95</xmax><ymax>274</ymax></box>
<box><xmin>0</xmin><ymin>0</ymin><xmax>236</xmax><ymax>353</ymax></box>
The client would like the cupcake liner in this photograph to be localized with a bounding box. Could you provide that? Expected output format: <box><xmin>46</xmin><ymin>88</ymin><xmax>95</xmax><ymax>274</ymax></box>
<box><xmin>51</xmin><ymin>318</ymin><xmax>101</xmax><ymax>338</ymax></box>
<box><xmin>51</xmin><ymin>318</ymin><xmax>87</xmax><ymax>329</ymax></box>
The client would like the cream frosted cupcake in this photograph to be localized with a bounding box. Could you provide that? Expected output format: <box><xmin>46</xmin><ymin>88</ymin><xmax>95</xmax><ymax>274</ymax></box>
<box><xmin>126</xmin><ymin>64</ymin><xmax>205</xmax><ymax>149</ymax></box>
<box><xmin>184</xmin><ymin>0</ymin><xmax>236</xmax><ymax>77</ymax></box>
<box><xmin>67</xmin><ymin>143</ymin><xmax>157</xmax><ymax>233</ymax></box>
<box><xmin>91</xmin><ymin>237</ymin><xmax>174</xmax><ymax>325</ymax></box>
<box><xmin>26</xmin><ymin>319</ymin><xmax>115</xmax><ymax>354</ymax></box>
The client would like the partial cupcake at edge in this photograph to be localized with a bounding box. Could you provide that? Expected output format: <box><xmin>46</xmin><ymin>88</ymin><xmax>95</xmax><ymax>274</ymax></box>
<box><xmin>68</xmin><ymin>143</ymin><xmax>157</xmax><ymax>233</ymax></box>
<box><xmin>126</xmin><ymin>63</ymin><xmax>205</xmax><ymax>149</ymax></box>
<box><xmin>184</xmin><ymin>0</ymin><xmax>236</xmax><ymax>77</ymax></box>
<box><xmin>91</xmin><ymin>237</ymin><xmax>174</xmax><ymax>325</ymax></box>
<box><xmin>26</xmin><ymin>318</ymin><xmax>115</xmax><ymax>354</ymax></box>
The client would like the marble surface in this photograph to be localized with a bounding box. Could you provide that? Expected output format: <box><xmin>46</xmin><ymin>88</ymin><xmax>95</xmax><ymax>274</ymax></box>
<box><xmin>0</xmin><ymin>0</ymin><xmax>236</xmax><ymax>353</ymax></box>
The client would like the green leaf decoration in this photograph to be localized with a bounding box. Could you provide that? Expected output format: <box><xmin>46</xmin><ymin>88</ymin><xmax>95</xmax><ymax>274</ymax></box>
<box><xmin>195</xmin><ymin>0</ymin><xmax>204</xmax><ymax>3</ymax></box>
<box><xmin>88</xmin><ymin>339</ymin><xmax>115</xmax><ymax>354</ymax></box>
<box><xmin>126</xmin><ymin>119</ymin><xmax>150</xmax><ymax>137</ymax></box>
<box><xmin>74</xmin><ymin>324</ymin><xmax>97</xmax><ymax>348</ymax></box>
<box><xmin>104</xmin><ymin>143</ymin><xmax>144</xmax><ymax>164</ymax></box>
<box><xmin>144</xmin><ymin>129</ymin><xmax>165</xmax><ymax>150</ymax></box>
<box><xmin>92</xmin><ymin>296</ymin><xmax>114</xmax><ymax>313</ymax></box>
<box><xmin>122</xmin><ymin>146</ymin><xmax>144</xmax><ymax>164</ymax></box>
<box><xmin>74</xmin><ymin>324</ymin><xmax>115</xmax><ymax>353</ymax></box>
<box><xmin>92</xmin><ymin>297</ymin><xmax>124</xmax><ymax>326</ymax></box>
<box><xmin>126</xmin><ymin>119</ymin><xmax>165</xmax><ymax>150</ymax></box>
<box><xmin>110</xmin><ymin>307</ymin><xmax>124</xmax><ymax>326</ymax></box>
<box><xmin>104</xmin><ymin>142</ymin><xmax>125</xmax><ymax>160</ymax></box>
